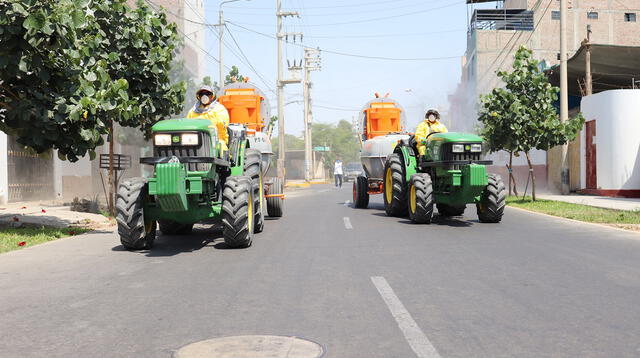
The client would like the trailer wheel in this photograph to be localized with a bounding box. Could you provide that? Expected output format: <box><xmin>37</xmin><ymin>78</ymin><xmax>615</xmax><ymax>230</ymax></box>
<box><xmin>222</xmin><ymin>176</ymin><xmax>254</xmax><ymax>248</ymax></box>
<box><xmin>353</xmin><ymin>175</ymin><xmax>369</xmax><ymax>208</ymax></box>
<box><xmin>408</xmin><ymin>173</ymin><xmax>434</xmax><ymax>224</ymax></box>
<box><xmin>116</xmin><ymin>178</ymin><xmax>156</xmax><ymax>250</ymax></box>
<box><xmin>383</xmin><ymin>153</ymin><xmax>408</xmax><ymax>217</ymax></box>
<box><xmin>158</xmin><ymin>220</ymin><xmax>194</xmax><ymax>235</ymax></box>
<box><xmin>244</xmin><ymin>148</ymin><xmax>264</xmax><ymax>233</ymax></box>
<box><xmin>477</xmin><ymin>174</ymin><xmax>506</xmax><ymax>223</ymax></box>
<box><xmin>266</xmin><ymin>177</ymin><xmax>284</xmax><ymax>217</ymax></box>
<box><xmin>436</xmin><ymin>203</ymin><xmax>466</xmax><ymax>217</ymax></box>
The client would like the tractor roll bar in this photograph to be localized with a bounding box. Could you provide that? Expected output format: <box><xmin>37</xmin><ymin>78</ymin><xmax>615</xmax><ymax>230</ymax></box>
<box><xmin>140</xmin><ymin>157</ymin><xmax>230</xmax><ymax>167</ymax></box>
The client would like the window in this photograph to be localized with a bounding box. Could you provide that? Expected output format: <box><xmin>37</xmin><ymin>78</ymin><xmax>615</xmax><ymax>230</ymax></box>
<box><xmin>587</xmin><ymin>11</ymin><xmax>598</xmax><ymax>20</ymax></box>
<box><xmin>625</xmin><ymin>13</ymin><xmax>636</xmax><ymax>22</ymax></box>
<box><xmin>551</xmin><ymin>11</ymin><xmax>560</xmax><ymax>20</ymax></box>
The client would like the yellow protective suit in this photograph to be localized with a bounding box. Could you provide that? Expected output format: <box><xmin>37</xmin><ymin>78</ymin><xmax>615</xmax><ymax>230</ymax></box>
<box><xmin>415</xmin><ymin>120</ymin><xmax>448</xmax><ymax>156</ymax></box>
<box><xmin>187</xmin><ymin>102</ymin><xmax>230</xmax><ymax>150</ymax></box>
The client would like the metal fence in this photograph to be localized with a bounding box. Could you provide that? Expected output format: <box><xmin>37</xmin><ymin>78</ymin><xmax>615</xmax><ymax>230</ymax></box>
<box><xmin>7</xmin><ymin>136</ymin><xmax>55</xmax><ymax>202</ymax></box>
<box><xmin>470</xmin><ymin>9</ymin><xmax>534</xmax><ymax>31</ymax></box>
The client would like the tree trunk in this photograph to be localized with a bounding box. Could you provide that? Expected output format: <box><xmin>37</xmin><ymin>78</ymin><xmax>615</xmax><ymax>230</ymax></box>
<box><xmin>508</xmin><ymin>151</ymin><xmax>518</xmax><ymax>196</ymax></box>
<box><xmin>108</xmin><ymin>121</ymin><xmax>115</xmax><ymax>215</ymax></box>
<box><xmin>525</xmin><ymin>151</ymin><xmax>536</xmax><ymax>201</ymax></box>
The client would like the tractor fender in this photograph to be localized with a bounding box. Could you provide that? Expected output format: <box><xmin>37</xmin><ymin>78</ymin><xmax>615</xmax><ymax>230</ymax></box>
<box><xmin>393</xmin><ymin>145</ymin><xmax>417</xmax><ymax>183</ymax></box>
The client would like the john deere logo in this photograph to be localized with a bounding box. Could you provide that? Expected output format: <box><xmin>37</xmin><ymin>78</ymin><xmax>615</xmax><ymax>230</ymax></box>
<box><xmin>172</xmin><ymin>135</ymin><xmax>180</xmax><ymax>143</ymax></box>
<box><xmin>465</xmin><ymin>145</ymin><xmax>471</xmax><ymax>151</ymax></box>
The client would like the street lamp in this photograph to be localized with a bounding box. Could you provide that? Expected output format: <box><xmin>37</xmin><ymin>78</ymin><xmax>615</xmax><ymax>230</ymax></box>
<box><xmin>219</xmin><ymin>0</ymin><xmax>251</xmax><ymax>86</ymax></box>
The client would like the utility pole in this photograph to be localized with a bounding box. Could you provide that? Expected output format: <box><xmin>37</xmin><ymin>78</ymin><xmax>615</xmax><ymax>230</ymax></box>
<box><xmin>275</xmin><ymin>0</ymin><xmax>301</xmax><ymax>179</ymax></box>
<box><xmin>559</xmin><ymin>0</ymin><xmax>570</xmax><ymax>194</ymax></box>
<box><xmin>303</xmin><ymin>47</ymin><xmax>321</xmax><ymax>181</ymax></box>
<box><xmin>583</xmin><ymin>24</ymin><xmax>593</xmax><ymax>96</ymax></box>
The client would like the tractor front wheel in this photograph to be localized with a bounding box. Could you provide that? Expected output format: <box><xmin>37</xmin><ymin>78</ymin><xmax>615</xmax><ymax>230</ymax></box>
<box><xmin>116</xmin><ymin>178</ymin><xmax>156</xmax><ymax>250</ymax></box>
<box><xmin>244</xmin><ymin>148</ymin><xmax>264</xmax><ymax>233</ymax></box>
<box><xmin>266</xmin><ymin>177</ymin><xmax>284</xmax><ymax>217</ymax></box>
<box><xmin>477</xmin><ymin>174</ymin><xmax>506</xmax><ymax>223</ymax></box>
<box><xmin>383</xmin><ymin>153</ymin><xmax>408</xmax><ymax>217</ymax></box>
<box><xmin>408</xmin><ymin>173</ymin><xmax>434</xmax><ymax>224</ymax></box>
<box><xmin>437</xmin><ymin>203</ymin><xmax>466</xmax><ymax>217</ymax></box>
<box><xmin>222</xmin><ymin>176</ymin><xmax>255</xmax><ymax>248</ymax></box>
<box><xmin>353</xmin><ymin>175</ymin><xmax>369</xmax><ymax>208</ymax></box>
<box><xmin>158</xmin><ymin>220</ymin><xmax>194</xmax><ymax>235</ymax></box>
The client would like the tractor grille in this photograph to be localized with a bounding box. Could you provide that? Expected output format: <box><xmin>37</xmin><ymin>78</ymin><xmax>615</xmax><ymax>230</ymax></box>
<box><xmin>154</xmin><ymin>132</ymin><xmax>212</xmax><ymax>171</ymax></box>
<box><xmin>441</xmin><ymin>143</ymin><xmax>481</xmax><ymax>162</ymax></box>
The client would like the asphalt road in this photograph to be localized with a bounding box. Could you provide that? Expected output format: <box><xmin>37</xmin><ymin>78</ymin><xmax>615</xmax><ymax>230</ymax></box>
<box><xmin>2</xmin><ymin>184</ymin><xmax>640</xmax><ymax>357</ymax></box>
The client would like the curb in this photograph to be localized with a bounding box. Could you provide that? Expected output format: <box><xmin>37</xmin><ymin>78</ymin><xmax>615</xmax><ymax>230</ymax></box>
<box><xmin>507</xmin><ymin>205</ymin><xmax>640</xmax><ymax>236</ymax></box>
<box><xmin>285</xmin><ymin>182</ymin><xmax>311</xmax><ymax>188</ymax></box>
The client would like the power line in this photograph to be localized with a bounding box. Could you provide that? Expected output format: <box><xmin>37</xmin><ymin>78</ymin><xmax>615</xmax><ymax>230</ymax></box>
<box><xmin>224</xmin><ymin>0</ymin><xmax>424</xmax><ymax>10</ymax></box>
<box><xmin>224</xmin><ymin>24</ymin><xmax>275</xmax><ymax>90</ymax></box>
<box><xmin>232</xmin><ymin>1</ymin><xmax>462</xmax><ymax>27</ymax></box>
<box><xmin>309</xmin><ymin>29</ymin><xmax>466</xmax><ymax>39</ymax></box>
<box><xmin>227</xmin><ymin>21</ymin><xmax>460</xmax><ymax>62</ymax></box>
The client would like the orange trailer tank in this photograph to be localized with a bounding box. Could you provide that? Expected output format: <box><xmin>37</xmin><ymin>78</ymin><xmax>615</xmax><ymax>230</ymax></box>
<box><xmin>218</xmin><ymin>83</ymin><xmax>270</xmax><ymax>133</ymax></box>
<box><xmin>358</xmin><ymin>97</ymin><xmax>406</xmax><ymax>141</ymax></box>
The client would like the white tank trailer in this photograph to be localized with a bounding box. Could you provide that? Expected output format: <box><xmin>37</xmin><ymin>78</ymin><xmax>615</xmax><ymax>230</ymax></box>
<box><xmin>353</xmin><ymin>97</ymin><xmax>409</xmax><ymax>208</ymax></box>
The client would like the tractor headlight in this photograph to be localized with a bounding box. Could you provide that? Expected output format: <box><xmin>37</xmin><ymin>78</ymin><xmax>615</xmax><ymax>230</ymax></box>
<box><xmin>470</xmin><ymin>144</ymin><xmax>482</xmax><ymax>152</ymax></box>
<box><xmin>181</xmin><ymin>133</ymin><xmax>199</xmax><ymax>146</ymax></box>
<box><xmin>452</xmin><ymin>144</ymin><xmax>464</xmax><ymax>153</ymax></box>
<box><xmin>154</xmin><ymin>134</ymin><xmax>172</xmax><ymax>146</ymax></box>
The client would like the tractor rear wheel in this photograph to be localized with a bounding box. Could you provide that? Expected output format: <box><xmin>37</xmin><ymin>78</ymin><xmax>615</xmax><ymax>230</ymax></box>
<box><xmin>437</xmin><ymin>203</ymin><xmax>466</xmax><ymax>216</ymax></box>
<box><xmin>158</xmin><ymin>220</ymin><xmax>194</xmax><ymax>235</ymax></box>
<box><xmin>408</xmin><ymin>173</ymin><xmax>434</xmax><ymax>224</ymax></box>
<box><xmin>383</xmin><ymin>153</ymin><xmax>408</xmax><ymax>217</ymax></box>
<box><xmin>221</xmin><ymin>176</ymin><xmax>255</xmax><ymax>248</ymax></box>
<box><xmin>244</xmin><ymin>148</ymin><xmax>264</xmax><ymax>233</ymax></box>
<box><xmin>116</xmin><ymin>178</ymin><xmax>156</xmax><ymax>250</ymax></box>
<box><xmin>477</xmin><ymin>174</ymin><xmax>506</xmax><ymax>223</ymax></box>
<box><xmin>266</xmin><ymin>177</ymin><xmax>284</xmax><ymax>217</ymax></box>
<box><xmin>353</xmin><ymin>175</ymin><xmax>369</xmax><ymax>208</ymax></box>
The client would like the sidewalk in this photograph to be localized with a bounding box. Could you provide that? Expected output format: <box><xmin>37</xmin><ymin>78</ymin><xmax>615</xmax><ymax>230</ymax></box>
<box><xmin>538</xmin><ymin>194</ymin><xmax>640</xmax><ymax>211</ymax></box>
<box><xmin>0</xmin><ymin>201</ymin><xmax>113</xmax><ymax>229</ymax></box>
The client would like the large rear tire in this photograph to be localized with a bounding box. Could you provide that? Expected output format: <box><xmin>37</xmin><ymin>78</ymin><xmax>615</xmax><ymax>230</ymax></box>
<box><xmin>116</xmin><ymin>178</ymin><xmax>156</xmax><ymax>250</ymax></box>
<box><xmin>436</xmin><ymin>203</ymin><xmax>466</xmax><ymax>217</ymax></box>
<box><xmin>353</xmin><ymin>175</ymin><xmax>370</xmax><ymax>209</ymax></box>
<box><xmin>221</xmin><ymin>176</ymin><xmax>255</xmax><ymax>248</ymax></box>
<box><xmin>383</xmin><ymin>153</ymin><xmax>408</xmax><ymax>217</ymax></box>
<box><xmin>266</xmin><ymin>177</ymin><xmax>284</xmax><ymax>217</ymax></box>
<box><xmin>408</xmin><ymin>173</ymin><xmax>434</xmax><ymax>224</ymax></box>
<box><xmin>158</xmin><ymin>220</ymin><xmax>194</xmax><ymax>235</ymax></box>
<box><xmin>477</xmin><ymin>174</ymin><xmax>506</xmax><ymax>223</ymax></box>
<box><xmin>244</xmin><ymin>148</ymin><xmax>264</xmax><ymax>233</ymax></box>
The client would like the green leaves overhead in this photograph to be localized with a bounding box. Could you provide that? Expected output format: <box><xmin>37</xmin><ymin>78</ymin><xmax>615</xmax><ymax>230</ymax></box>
<box><xmin>0</xmin><ymin>0</ymin><xmax>186</xmax><ymax>161</ymax></box>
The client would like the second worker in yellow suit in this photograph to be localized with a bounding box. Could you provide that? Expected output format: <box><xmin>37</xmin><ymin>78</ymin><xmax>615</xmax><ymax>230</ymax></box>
<box><xmin>415</xmin><ymin>108</ymin><xmax>448</xmax><ymax>156</ymax></box>
<box><xmin>186</xmin><ymin>85</ymin><xmax>230</xmax><ymax>151</ymax></box>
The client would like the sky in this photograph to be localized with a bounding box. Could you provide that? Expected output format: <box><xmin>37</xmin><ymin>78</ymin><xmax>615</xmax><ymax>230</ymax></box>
<box><xmin>199</xmin><ymin>0</ymin><xmax>483</xmax><ymax>135</ymax></box>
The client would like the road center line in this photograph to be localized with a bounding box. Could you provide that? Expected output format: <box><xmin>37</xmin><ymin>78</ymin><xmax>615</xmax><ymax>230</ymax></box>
<box><xmin>343</xmin><ymin>217</ymin><xmax>353</xmax><ymax>229</ymax></box>
<box><xmin>371</xmin><ymin>276</ymin><xmax>441</xmax><ymax>358</ymax></box>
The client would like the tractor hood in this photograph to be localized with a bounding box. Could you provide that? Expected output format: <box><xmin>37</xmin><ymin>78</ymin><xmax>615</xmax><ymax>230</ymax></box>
<box><xmin>152</xmin><ymin>118</ymin><xmax>212</xmax><ymax>132</ymax></box>
<box><xmin>429</xmin><ymin>132</ymin><xmax>483</xmax><ymax>143</ymax></box>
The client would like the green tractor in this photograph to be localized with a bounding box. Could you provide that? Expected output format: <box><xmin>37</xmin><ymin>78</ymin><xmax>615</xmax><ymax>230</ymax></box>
<box><xmin>383</xmin><ymin>132</ymin><xmax>506</xmax><ymax>223</ymax></box>
<box><xmin>116</xmin><ymin>119</ymin><xmax>265</xmax><ymax>250</ymax></box>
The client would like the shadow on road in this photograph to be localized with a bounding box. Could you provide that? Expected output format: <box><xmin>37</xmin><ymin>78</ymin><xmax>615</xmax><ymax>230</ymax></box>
<box><xmin>369</xmin><ymin>211</ymin><xmax>474</xmax><ymax>227</ymax></box>
<box><xmin>111</xmin><ymin>224</ymin><xmax>231</xmax><ymax>257</ymax></box>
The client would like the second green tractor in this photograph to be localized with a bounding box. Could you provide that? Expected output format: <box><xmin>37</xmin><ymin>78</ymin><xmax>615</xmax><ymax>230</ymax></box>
<box><xmin>379</xmin><ymin>132</ymin><xmax>506</xmax><ymax>224</ymax></box>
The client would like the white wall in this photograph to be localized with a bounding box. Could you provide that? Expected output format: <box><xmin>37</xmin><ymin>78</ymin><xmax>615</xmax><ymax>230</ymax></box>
<box><xmin>581</xmin><ymin>89</ymin><xmax>640</xmax><ymax>190</ymax></box>
<box><xmin>0</xmin><ymin>132</ymin><xmax>7</xmax><ymax>204</ymax></box>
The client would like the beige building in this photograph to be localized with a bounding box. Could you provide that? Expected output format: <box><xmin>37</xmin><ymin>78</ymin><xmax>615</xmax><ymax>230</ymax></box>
<box><xmin>450</xmin><ymin>0</ymin><xmax>640</xmax><ymax>192</ymax></box>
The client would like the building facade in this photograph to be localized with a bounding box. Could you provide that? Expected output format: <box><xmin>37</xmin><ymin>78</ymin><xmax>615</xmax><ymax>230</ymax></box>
<box><xmin>450</xmin><ymin>0</ymin><xmax>640</xmax><ymax>192</ymax></box>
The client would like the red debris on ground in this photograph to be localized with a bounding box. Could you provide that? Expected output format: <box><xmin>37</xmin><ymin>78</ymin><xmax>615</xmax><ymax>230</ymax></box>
<box><xmin>41</xmin><ymin>209</ymin><xmax>46</xmax><ymax>213</ymax></box>
<box><xmin>12</xmin><ymin>216</ymin><xmax>19</xmax><ymax>222</ymax></box>
<box><xmin>20</xmin><ymin>206</ymin><xmax>27</xmax><ymax>209</ymax></box>
<box><xmin>69</xmin><ymin>230</ymin><xmax>76</xmax><ymax>235</ymax></box>
<box><xmin>17</xmin><ymin>241</ymin><xmax>26</xmax><ymax>246</ymax></box>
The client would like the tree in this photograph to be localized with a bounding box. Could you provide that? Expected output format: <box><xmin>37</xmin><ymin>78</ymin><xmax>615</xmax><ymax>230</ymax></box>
<box><xmin>0</xmin><ymin>0</ymin><xmax>185</xmax><ymax>161</ymax></box>
<box><xmin>224</xmin><ymin>65</ymin><xmax>245</xmax><ymax>85</ymax></box>
<box><xmin>312</xmin><ymin>120</ymin><xmax>360</xmax><ymax>172</ymax></box>
<box><xmin>478</xmin><ymin>46</ymin><xmax>584</xmax><ymax>200</ymax></box>
<box><xmin>271</xmin><ymin>134</ymin><xmax>304</xmax><ymax>159</ymax></box>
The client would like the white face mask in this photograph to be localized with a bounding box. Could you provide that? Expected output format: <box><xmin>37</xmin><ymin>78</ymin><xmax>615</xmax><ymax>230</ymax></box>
<box><xmin>200</xmin><ymin>95</ymin><xmax>210</xmax><ymax>105</ymax></box>
<box><xmin>428</xmin><ymin>114</ymin><xmax>436</xmax><ymax>122</ymax></box>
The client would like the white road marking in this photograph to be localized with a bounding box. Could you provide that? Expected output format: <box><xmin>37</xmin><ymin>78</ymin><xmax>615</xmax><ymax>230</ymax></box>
<box><xmin>371</xmin><ymin>276</ymin><xmax>441</xmax><ymax>358</ymax></box>
<box><xmin>343</xmin><ymin>217</ymin><xmax>353</xmax><ymax>229</ymax></box>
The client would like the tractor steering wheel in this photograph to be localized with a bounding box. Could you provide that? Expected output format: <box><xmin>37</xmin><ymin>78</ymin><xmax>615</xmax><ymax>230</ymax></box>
<box><xmin>424</xmin><ymin>131</ymin><xmax>441</xmax><ymax>141</ymax></box>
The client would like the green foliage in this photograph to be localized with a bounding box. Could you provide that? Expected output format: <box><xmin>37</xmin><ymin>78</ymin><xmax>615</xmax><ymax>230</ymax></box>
<box><xmin>272</xmin><ymin>134</ymin><xmax>304</xmax><ymax>159</ymax></box>
<box><xmin>312</xmin><ymin>120</ymin><xmax>360</xmax><ymax>169</ymax></box>
<box><xmin>224</xmin><ymin>65</ymin><xmax>245</xmax><ymax>85</ymax></box>
<box><xmin>0</xmin><ymin>0</ymin><xmax>185</xmax><ymax>161</ymax></box>
<box><xmin>478</xmin><ymin>46</ymin><xmax>585</xmax><ymax>154</ymax></box>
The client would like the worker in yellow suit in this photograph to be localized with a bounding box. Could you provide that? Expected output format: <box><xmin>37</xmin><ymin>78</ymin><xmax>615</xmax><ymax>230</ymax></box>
<box><xmin>415</xmin><ymin>108</ymin><xmax>448</xmax><ymax>156</ymax></box>
<box><xmin>187</xmin><ymin>85</ymin><xmax>230</xmax><ymax>150</ymax></box>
